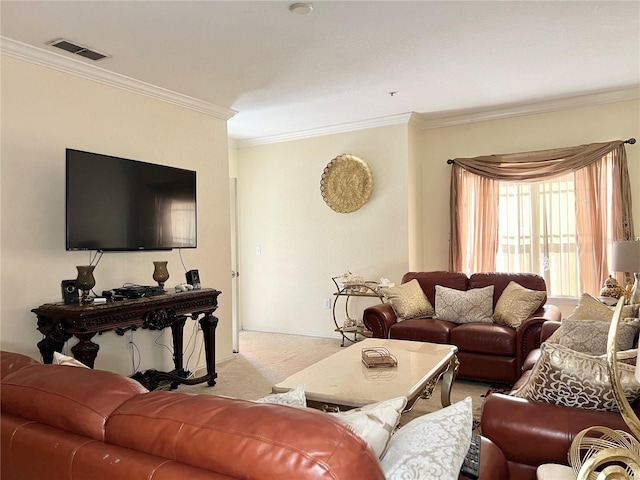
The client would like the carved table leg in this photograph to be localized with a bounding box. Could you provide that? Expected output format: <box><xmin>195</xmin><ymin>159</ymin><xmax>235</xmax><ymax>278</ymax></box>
<box><xmin>440</xmin><ymin>354</ymin><xmax>459</xmax><ymax>407</ymax></box>
<box><xmin>70</xmin><ymin>333</ymin><xmax>99</xmax><ymax>368</ymax></box>
<box><xmin>169</xmin><ymin>315</ymin><xmax>188</xmax><ymax>389</ymax></box>
<box><xmin>36</xmin><ymin>316</ymin><xmax>72</xmax><ymax>364</ymax></box>
<box><xmin>200</xmin><ymin>312</ymin><xmax>219</xmax><ymax>386</ymax></box>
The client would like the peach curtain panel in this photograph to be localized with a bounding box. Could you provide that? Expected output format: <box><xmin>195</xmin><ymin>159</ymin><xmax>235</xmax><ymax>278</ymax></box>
<box><xmin>449</xmin><ymin>140</ymin><xmax>634</xmax><ymax>295</ymax></box>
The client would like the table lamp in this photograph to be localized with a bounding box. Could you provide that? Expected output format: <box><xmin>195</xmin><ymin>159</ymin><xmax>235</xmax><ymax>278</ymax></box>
<box><xmin>612</xmin><ymin>239</ymin><xmax>640</xmax><ymax>305</ymax></box>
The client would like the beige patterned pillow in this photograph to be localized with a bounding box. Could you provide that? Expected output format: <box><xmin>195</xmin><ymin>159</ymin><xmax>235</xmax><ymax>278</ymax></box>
<box><xmin>493</xmin><ymin>281</ymin><xmax>546</xmax><ymax>329</ymax></box>
<box><xmin>435</xmin><ymin>285</ymin><xmax>494</xmax><ymax>324</ymax></box>
<box><xmin>559</xmin><ymin>318</ymin><xmax>639</xmax><ymax>355</ymax></box>
<box><xmin>568</xmin><ymin>293</ymin><xmax>637</xmax><ymax>321</ymax></box>
<box><xmin>384</xmin><ymin>279</ymin><xmax>434</xmax><ymax>321</ymax></box>
<box><xmin>512</xmin><ymin>342</ymin><xmax>640</xmax><ymax>412</ymax></box>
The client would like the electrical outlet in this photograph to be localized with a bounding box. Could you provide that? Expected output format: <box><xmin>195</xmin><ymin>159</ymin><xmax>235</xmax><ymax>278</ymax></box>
<box><xmin>323</xmin><ymin>298</ymin><xmax>331</xmax><ymax>309</ymax></box>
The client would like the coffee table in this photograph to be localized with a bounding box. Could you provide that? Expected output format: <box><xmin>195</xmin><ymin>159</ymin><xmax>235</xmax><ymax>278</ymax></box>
<box><xmin>272</xmin><ymin>338</ymin><xmax>458</xmax><ymax>411</ymax></box>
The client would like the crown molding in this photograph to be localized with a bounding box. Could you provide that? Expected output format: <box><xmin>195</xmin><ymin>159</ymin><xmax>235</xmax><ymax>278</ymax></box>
<box><xmin>0</xmin><ymin>37</ymin><xmax>237</xmax><ymax>120</ymax></box>
<box><xmin>235</xmin><ymin>112</ymin><xmax>414</xmax><ymax>148</ymax></box>
<box><xmin>411</xmin><ymin>87</ymin><xmax>640</xmax><ymax>130</ymax></box>
<box><xmin>234</xmin><ymin>86</ymin><xmax>639</xmax><ymax>147</ymax></box>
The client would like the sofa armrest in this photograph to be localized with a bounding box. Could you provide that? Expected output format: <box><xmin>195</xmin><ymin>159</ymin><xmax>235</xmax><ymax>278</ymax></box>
<box><xmin>363</xmin><ymin>303</ymin><xmax>397</xmax><ymax>338</ymax></box>
<box><xmin>541</xmin><ymin>320</ymin><xmax>562</xmax><ymax>343</ymax></box>
<box><xmin>516</xmin><ymin>304</ymin><xmax>563</xmax><ymax>370</ymax></box>
<box><xmin>481</xmin><ymin>393</ymin><xmax>633</xmax><ymax>469</ymax></box>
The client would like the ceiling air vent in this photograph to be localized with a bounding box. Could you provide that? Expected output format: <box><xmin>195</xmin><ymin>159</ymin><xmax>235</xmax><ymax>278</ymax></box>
<box><xmin>46</xmin><ymin>38</ymin><xmax>110</xmax><ymax>61</ymax></box>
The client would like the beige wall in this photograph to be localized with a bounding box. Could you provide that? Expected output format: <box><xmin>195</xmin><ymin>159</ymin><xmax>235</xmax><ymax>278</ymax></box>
<box><xmin>418</xmin><ymin>99</ymin><xmax>640</xmax><ymax>274</ymax></box>
<box><xmin>0</xmin><ymin>56</ymin><xmax>234</xmax><ymax>374</ymax></box>
<box><xmin>235</xmin><ymin>125</ymin><xmax>410</xmax><ymax>336</ymax></box>
<box><xmin>234</xmin><ymin>100</ymin><xmax>638</xmax><ymax>332</ymax></box>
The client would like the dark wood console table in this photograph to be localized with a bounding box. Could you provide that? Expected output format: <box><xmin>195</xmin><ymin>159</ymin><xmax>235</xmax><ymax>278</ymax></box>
<box><xmin>32</xmin><ymin>288</ymin><xmax>221</xmax><ymax>391</ymax></box>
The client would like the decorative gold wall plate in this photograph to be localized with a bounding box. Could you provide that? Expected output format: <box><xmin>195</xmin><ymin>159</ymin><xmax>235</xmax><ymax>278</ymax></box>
<box><xmin>320</xmin><ymin>154</ymin><xmax>373</xmax><ymax>213</ymax></box>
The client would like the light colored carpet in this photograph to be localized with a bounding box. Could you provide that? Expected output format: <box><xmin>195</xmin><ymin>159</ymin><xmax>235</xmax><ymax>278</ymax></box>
<box><xmin>181</xmin><ymin>330</ymin><xmax>502</xmax><ymax>426</ymax></box>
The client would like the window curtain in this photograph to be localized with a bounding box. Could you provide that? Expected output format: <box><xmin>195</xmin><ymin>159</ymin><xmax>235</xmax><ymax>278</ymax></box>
<box><xmin>449</xmin><ymin>140</ymin><xmax>634</xmax><ymax>295</ymax></box>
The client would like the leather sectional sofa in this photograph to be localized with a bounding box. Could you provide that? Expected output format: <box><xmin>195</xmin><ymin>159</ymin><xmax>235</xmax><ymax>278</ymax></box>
<box><xmin>363</xmin><ymin>271</ymin><xmax>562</xmax><ymax>384</ymax></box>
<box><xmin>481</xmin><ymin>320</ymin><xmax>640</xmax><ymax>480</ymax></box>
<box><xmin>1</xmin><ymin>350</ymin><xmax>509</xmax><ymax>480</ymax></box>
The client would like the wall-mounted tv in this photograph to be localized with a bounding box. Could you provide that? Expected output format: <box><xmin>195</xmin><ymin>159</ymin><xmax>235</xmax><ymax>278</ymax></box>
<box><xmin>66</xmin><ymin>149</ymin><xmax>197</xmax><ymax>251</ymax></box>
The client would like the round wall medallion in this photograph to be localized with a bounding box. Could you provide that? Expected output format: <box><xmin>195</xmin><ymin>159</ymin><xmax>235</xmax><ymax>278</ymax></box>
<box><xmin>320</xmin><ymin>154</ymin><xmax>373</xmax><ymax>213</ymax></box>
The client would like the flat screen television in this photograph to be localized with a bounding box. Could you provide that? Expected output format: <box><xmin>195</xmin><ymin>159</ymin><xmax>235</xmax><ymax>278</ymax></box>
<box><xmin>66</xmin><ymin>149</ymin><xmax>197</xmax><ymax>251</ymax></box>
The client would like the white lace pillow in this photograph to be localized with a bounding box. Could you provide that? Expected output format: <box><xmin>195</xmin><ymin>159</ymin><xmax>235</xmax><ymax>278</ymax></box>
<box><xmin>53</xmin><ymin>352</ymin><xmax>89</xmax><ymax>368</ymax></box>
<box><xmin>435</xmin><ymin>285</ymin><xmax>494</xmax><ymax>324</ymax></box>
<box><xmin>512</xmin><ymin>342</ymin><xmax>640</xmax><ymax>412</ymax></box>
<box><xmin>329</xmin><ymin>396</ymin><xmax>407</xmax><ymax>458</ymax></box>
<box><xmin>256</xmin><ymin>384</ymin><xmax>306</xmax><ymax>407</ymax></box>
<box><xmin>380</xmin><ymin>397</ymin><xmax>473</xmax><ymax>480</ymax></box>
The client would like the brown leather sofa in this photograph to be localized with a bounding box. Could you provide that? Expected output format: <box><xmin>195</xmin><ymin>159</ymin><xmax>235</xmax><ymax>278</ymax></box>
<box><xmin>1</xmin><ymin>351</ymin><xmax>508</xmax><ymax>480</ymax></box>
<box><xmin>363</xmin><ymin>271</ymin><xmax>562</xmax><ymax>384</ymax></box>
<box><xmin>481</xmin><ymin>321</ymin><xmax>640</xmax><ymax>480</ymax></box>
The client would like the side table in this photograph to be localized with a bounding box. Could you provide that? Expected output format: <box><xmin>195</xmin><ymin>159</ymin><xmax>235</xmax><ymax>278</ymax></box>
<box><xmin>331</xmin><ymin>277</ymin><xmax>384</xmax><ymax>346</ymax></box>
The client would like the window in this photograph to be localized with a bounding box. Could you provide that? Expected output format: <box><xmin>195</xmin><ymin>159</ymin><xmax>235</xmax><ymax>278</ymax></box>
<box><xmin>496</xmin><ymin>173</ymin><xmax>579</xmax><ymax>296</ymax></box>
<box><xmin>449</xmin><ymin>140</ymin><xmax>634</xmax><ymax>297</ymax></box>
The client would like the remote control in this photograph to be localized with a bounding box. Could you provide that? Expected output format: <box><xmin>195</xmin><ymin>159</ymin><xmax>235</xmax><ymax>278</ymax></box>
<box><xmin>460</xmin><ymin>432</ymin><xmax>481</xmax><ymax>479</ymax></box>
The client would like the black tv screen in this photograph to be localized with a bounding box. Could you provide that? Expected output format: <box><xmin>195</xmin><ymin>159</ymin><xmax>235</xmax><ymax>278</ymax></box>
<box><xmin>66</xmin><ymin>149</ymin><xmax>197</xmax><ymax>251</ymax></box>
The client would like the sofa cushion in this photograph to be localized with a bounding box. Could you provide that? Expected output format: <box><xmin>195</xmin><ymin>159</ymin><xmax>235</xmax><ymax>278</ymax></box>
<box><xmin>256</xmin><ymin>384</ymin><xmax>306</xmax><ymax>406</ymax></box>
<box><xmin>0</xmin><ymin>351</ymin><xmax>40</xmax><ymax>380</ymax></box>
<box><xmin>567</xmin><ymin>293</ymin><xmax>638</xmax><ymax>321</ymax></box>
<box><xmin>380</xmin><ymin>396</ymin><xmax>472</xmax><ymax>480</ymax></box>
<box><xmin>1</xmin><ymin>362</ymin><xmax>147</xmax><ymax>441</ymax></box>
<box><xmin>493</xmin><ymin>281</ymin><xmax>546</xmax><ymax>329</ymax></box>
<box><xmin>469</xmin><ymin>272</ymin><xmax>547</xmax><ymax>306</ymax></box>
<box><xmin>450</xmin><ymin>323</ymin><xmax>516</xmax><ymax>356</ymax></box>
<box><xmin>559</xmin><ymin>318</ymin><xmax>639</xmax><ymax>356</ymax></box>
<box><xmin>435</xmin><ymin>285</ymin><xmax>494</xmax><ymax>324</ymax></box>
<box><xmin>383</xmin><ymin>279</ymin><xmax>435</xmax><ymax>320</ymax></box>
<box><xmin>329</xmin><ymin>396</ymin><xmax>407</xmax><ymax>458</ymax></box>
<box><xmin>512</xmin><ymin>342</ymin><xmax>640</xmax><ymax>412</ymax></box>
<box><xmin>401</xmin><ymin>271</ymin><xmax>469</xmax><ymax>311</ymax></box>
<box><xmin>389</xmin><ymin>318</ymin><xmax>454</xmax><ymax>344</ymax></box>
<box><xmin>107</xmin><ymin>391</ymin><xmax>385</xmax><ymax>480</ymax></box>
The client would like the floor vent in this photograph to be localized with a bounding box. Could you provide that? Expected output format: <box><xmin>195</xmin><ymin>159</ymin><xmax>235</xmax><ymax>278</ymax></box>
<box><xmin>46</xmin><ymin>38</ymin><xmax>110</xmax><ymax>61</ymax></box>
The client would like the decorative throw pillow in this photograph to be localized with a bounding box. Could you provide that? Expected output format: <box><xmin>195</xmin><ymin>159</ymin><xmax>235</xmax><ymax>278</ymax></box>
<box><xmin>380</xmin><ymin>397</ymin><xmax>472</xmax><ymax>480</ymax></box>
<box><xmin>256</xmin><ymin>384</ymin><xmax>306</xmax><ymax>407</ymax></box>
<box><xmin>52</xmin><ymin>352</ymin><xmax>89</xmax><ymax>368</ymax></box>
<box><xmin>567</xmin><ymin>293</ymin><xmax>637</xmax><ymax>321</ymax></box>
<box><xmin>329</xmin><ymin>396</ymin><xmax>407</xmax><ymax>458</ymax></box>
<box><xmin>493</xmin><ymin>281</ymin><xmax>546</xmax><ymax>329</ymax></box>
<box><xmin>435</xmin><ymin>285</ymin><xmax>494</xmax><ymax>324</ymax></box>
<box><xmin>559</xmin><ymin>318</ymin><xmax>639</xmax><ymax>356</ymax></box>
<box><xmin>384</xmin><ymin>279</ymin><xmax>434</xmax><ymax>321</ymax></box>
<box><xmin>512</xmin><ymin>342</ymin><xmax>640</xmax><ymax>412</ymax></box>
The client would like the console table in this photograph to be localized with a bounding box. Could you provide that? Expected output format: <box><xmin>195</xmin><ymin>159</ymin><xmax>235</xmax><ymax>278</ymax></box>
<box><xmin>32</xmin><ymin>288</ymin><xmax>221</xmax><ymax>391</ymax></box>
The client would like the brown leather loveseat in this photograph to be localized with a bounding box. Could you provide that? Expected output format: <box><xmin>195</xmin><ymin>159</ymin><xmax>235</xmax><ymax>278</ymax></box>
<box><xmin>481</xmin><ymin>320</ymin><xmax>640</xmax><ymax>480</ymax></box>
<box><xmin>363</xmin><ymin>271</ymin><xmax>562</xmax><ymax>384</ymax></box>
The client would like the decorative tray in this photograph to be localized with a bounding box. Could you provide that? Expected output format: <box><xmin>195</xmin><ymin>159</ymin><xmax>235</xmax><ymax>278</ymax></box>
<box><xmin>362</xmin><ymin>347</ymin><xmax>398</xmax><ymax>368</ymax></box>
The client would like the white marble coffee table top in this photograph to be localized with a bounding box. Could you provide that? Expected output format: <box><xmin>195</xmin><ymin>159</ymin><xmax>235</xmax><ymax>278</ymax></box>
<box><xmin>272</xmin><ymin>338</ymin><xmax>458</xmax><ymax>410</ymax></box>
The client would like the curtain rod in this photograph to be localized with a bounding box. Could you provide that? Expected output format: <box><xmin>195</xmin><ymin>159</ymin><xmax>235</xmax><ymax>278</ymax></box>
<box><xmin>446</xmin><ymin>138</ymin><xmax>636</xmax><ymax>165</ymax></box>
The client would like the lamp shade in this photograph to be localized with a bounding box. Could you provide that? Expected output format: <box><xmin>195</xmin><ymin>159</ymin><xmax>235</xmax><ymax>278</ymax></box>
<box><xmin>612</xmin><ymin>240</ymin><xmax>640</xmax><ymax>273</ymax></box>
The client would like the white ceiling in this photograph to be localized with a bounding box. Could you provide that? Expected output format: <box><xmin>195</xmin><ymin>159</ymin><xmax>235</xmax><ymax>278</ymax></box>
<box><xmin>2</xmin><ymin>1</ymin><xmax>639</xmax><ymax>144</ymax></box>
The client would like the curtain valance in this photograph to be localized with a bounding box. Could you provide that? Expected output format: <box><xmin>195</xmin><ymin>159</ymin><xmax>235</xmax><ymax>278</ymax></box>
<box><xmin>448</xmin><ymin>140</ymin><xmax>629</xmax><ymax>181</ymax></box>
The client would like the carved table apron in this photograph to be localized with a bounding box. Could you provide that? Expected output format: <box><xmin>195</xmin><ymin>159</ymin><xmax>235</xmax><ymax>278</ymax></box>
<box><xmin>32</xmin><ymin>288</ymin><xmax>221</xmax><ymax>390</ymax></box>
